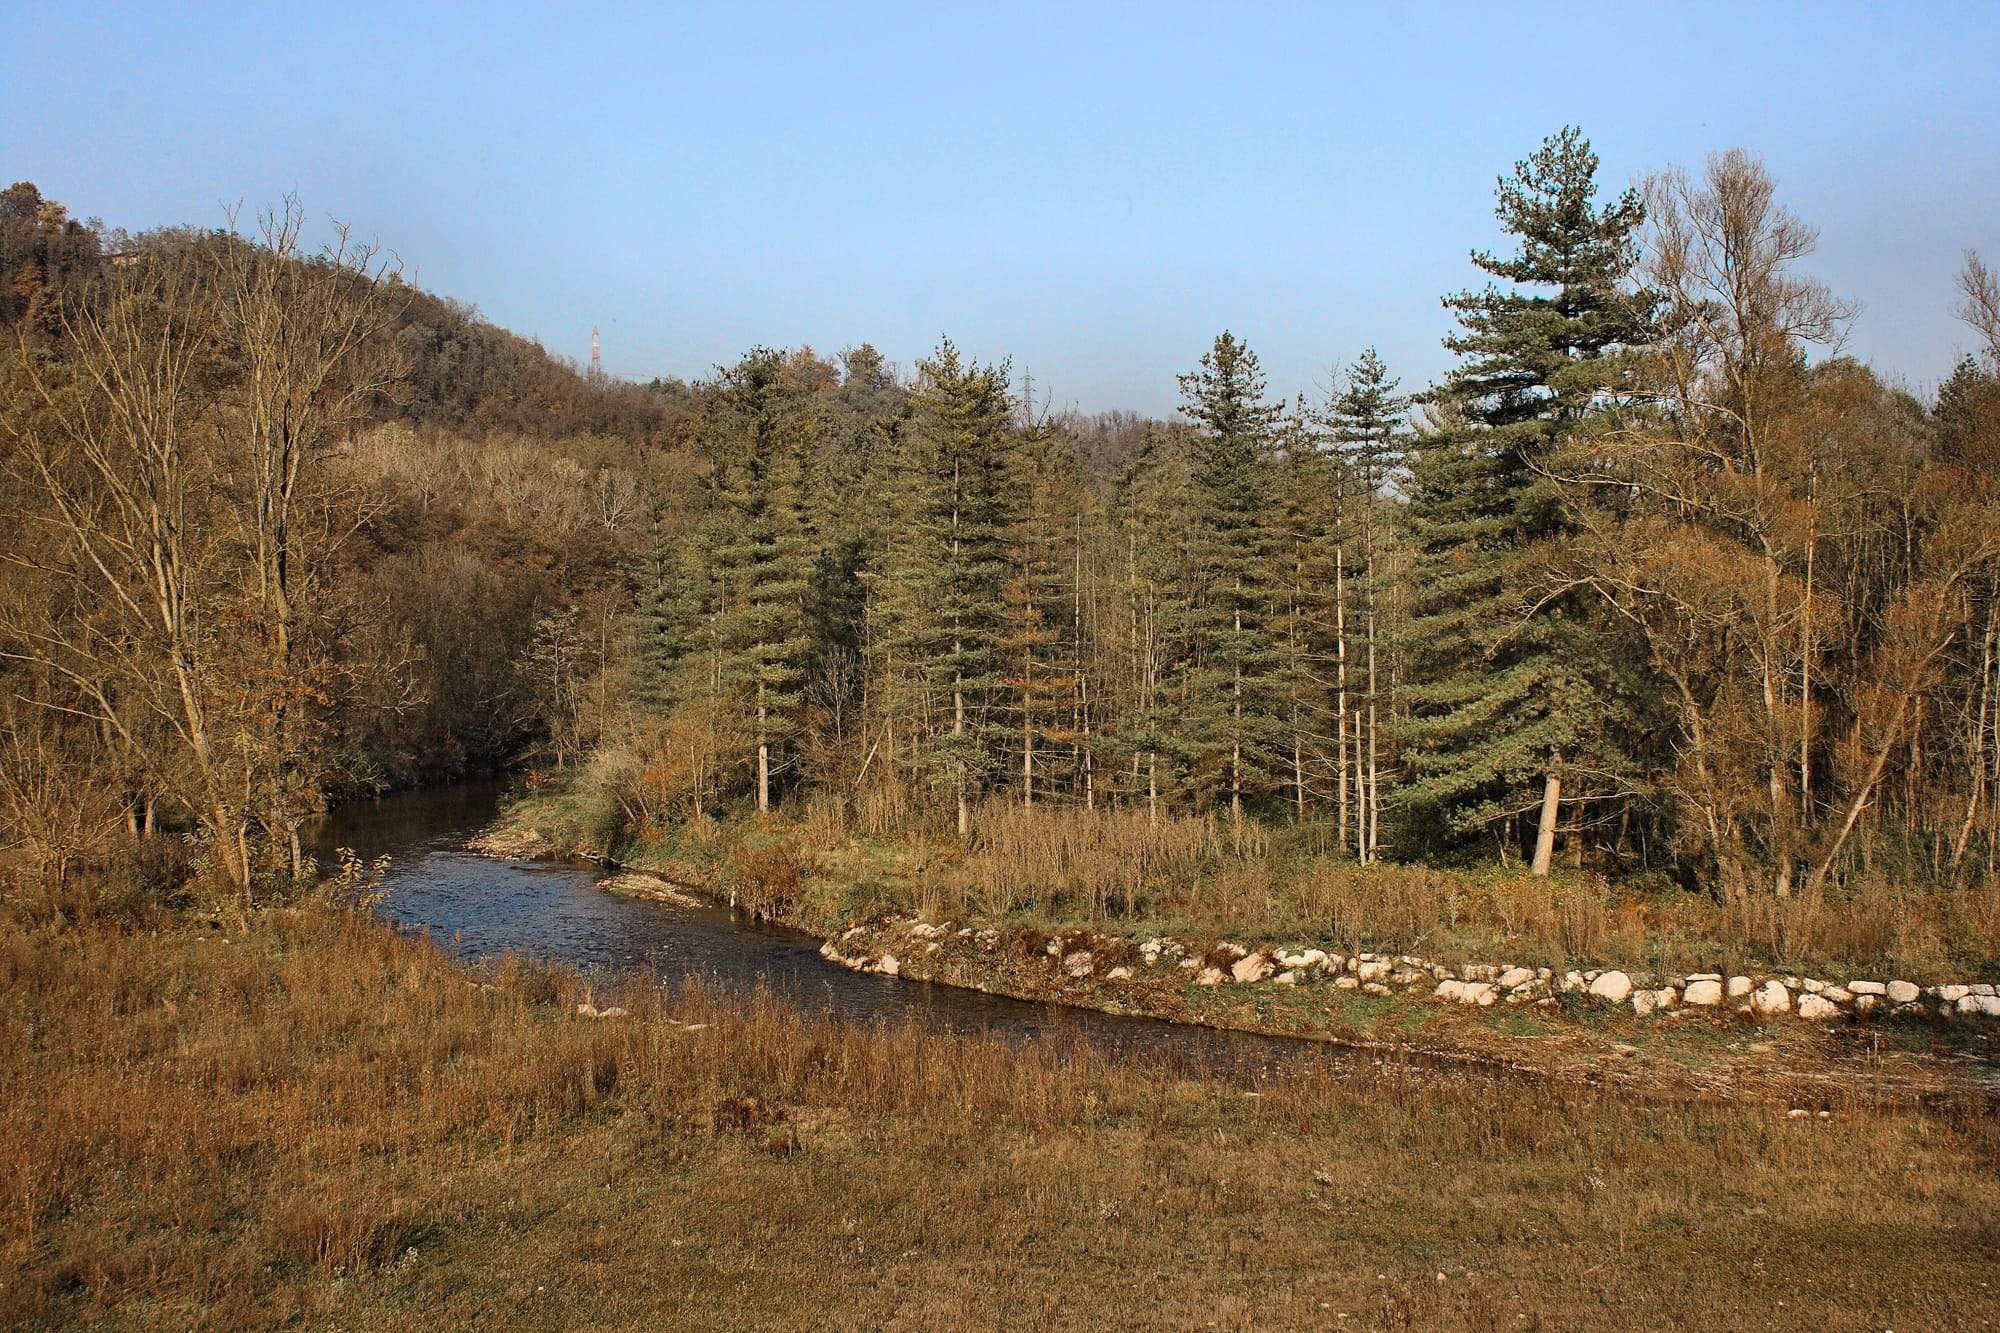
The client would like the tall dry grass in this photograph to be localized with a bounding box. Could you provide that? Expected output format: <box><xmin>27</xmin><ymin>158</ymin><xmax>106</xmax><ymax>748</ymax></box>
<box><xmin>3</xmin><ymin>896</ymin><xmax>1997</xmax><ymax>1329</ymax></box>
<box><xmin>866</xmin><ymin>803</ymin><xmax>2000</xmax><ymax>978</ymax></box>
<box><xmin>938</xmin><ymin>799</ymin><xmax>1230</xmax><ymax>919</ymax></box>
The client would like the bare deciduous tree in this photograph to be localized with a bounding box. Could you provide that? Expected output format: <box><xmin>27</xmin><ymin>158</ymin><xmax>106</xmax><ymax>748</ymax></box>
<box><xmin>3</xmin><ymin>203</ymin><xmax>404</xmax><ymax>895</ymax></box>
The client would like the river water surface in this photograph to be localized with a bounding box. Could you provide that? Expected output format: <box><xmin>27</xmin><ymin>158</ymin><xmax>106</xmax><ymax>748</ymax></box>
<box><xmin>309</xmin><ymin>781</ymin><xmax>1359</xmax><ymax>1081</ymax></box>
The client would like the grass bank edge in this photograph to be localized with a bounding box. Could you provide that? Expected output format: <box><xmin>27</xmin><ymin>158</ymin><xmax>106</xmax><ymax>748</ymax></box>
<box><xmin>475</xmin><ymin>784</ymin><xmax>1999</xmax><ymax>1085</ymax></box>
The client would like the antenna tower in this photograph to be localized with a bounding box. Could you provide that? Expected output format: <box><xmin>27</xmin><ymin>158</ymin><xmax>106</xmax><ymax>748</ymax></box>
<box><xmin>591</xmin><ymin>326</ymin><xmax>601</xmax><ymax>376</ymax></box>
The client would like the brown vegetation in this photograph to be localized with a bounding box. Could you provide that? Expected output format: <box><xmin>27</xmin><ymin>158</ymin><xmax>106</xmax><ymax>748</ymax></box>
<box><xmin>4</xmin><ymin>891</ymin><xmax>1998</xmax><ymax>1330</ymax></box>
<box><xmin>588</xmin><ymin>797</ymin><xmax>2000</xmax><ymax>984</ymax></box>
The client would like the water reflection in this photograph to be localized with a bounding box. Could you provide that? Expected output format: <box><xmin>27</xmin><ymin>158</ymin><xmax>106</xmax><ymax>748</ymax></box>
<box><xmin>310</xmin><ymin>781</ymin><xmax>1378</xmax><ymax>1082</ymax></box>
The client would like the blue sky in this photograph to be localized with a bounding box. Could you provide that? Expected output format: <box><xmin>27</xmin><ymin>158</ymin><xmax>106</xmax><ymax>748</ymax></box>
<box><xmin>6</xmin><ymin>2</ymin><xmax>1997</xmax><ymax>413</ymax></box>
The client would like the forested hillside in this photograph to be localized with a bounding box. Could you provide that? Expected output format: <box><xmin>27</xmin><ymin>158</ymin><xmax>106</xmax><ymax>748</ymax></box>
<box><xmin>0</xmin><ymin>185</ymin><xmax>689</xmax><ymax>891</ymax></box>
<box><xmin>5</xmin><ymin>128</ymin><xmax>2000</xmax><ymax>922</ymax></box>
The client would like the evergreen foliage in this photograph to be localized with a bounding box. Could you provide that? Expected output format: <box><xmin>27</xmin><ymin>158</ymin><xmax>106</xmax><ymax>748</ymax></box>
<box><xmin>11</xmin><ymin>152</ymin><xmax>1994</xmax><ymax>900</ymax></box>
<box><xmin>1177</xmin><ymin>333</ymin><xmax>1286</xmax><ymax>820</ymax></box>
<box><xmin>874</xmin><ymin>341</ymin><xmax>1021</xmax><ymax>834</ymax></box>
<box><xmin>1393</xmin><ymin>127</ymin><xmax>1652</xmax><ymax>852</ymax></box>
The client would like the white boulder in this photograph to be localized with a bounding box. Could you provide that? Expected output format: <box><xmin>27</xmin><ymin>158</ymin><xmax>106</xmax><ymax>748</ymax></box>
<box><xmin>1062</xmin><ymin>950</ymin><xmax>1094</xmax><ymax>978</ymax></box>
<box><xmin>1848</xmin><ymin>980</ymin><xmax>1886</xmax><ymax>996</ymax></box>
<box><xmin>1796</xmin><ymin>992</ymin><xmax>1840</xmax><ymax>1020</ymax></box>
<box><xmin>1106</xmin><ymin>966</ymin><xmax>1134</xmax><ymax>981</ymax></box>
<box><xmin>1683</xmin><ymin>979</ymin><xmax>1724</xmax><ymax>1006</ymax></box>
<box><xmin>1194</xmin><ymin>966</ymin><xmax>1228</xmax><ymax>986</ymax></box>
<box><xmin>1750</xmin><ymin>979</ymin><xmax>1791</xmax><ymax>1018</ymax></box>
<box><xmin>1497</xmin><ymin>966</ymin><xmax>1535</xmax><ymax>989</ymax></box>
<box><xmin>1232</xmin><ymin>953</ymin><xmax>1277</xmax><ymax>984</ymax></box>
<box><xmin>1356</xmin><ymin>959</ymin><xmax>1392</xmax><ymax>983</ymax></box>
<box><xmin>1434</xmin><ymin>978</ymin><xmax>1496</xmax><ymax>1006</ymax></box>
<box><xmin>1632</xmin><ymin>987</ymin><xmax>1677</xmax><ymax>1017</ymax></box>
<box><xmin>1886</xmin><ymin>980</ymin><xmax>1919</xmax><ymax>1004</ymax></box>
<box><xmin>1727</xmin><ymin>976</ymin><xmax>1754</xmax><ymax>999</ymax></box>
<box><xmin>1957</xmin><ymin>994</ymin><xmax>2000</xmax><ymax>1019</ymax></box>
<box><xmin>1588</xmin><ymin>970</ymin><xmax>1634</xmax><ymax>1004</ymax></box>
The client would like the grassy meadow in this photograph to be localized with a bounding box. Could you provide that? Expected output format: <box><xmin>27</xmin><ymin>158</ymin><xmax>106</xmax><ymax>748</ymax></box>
<box><xmin>3</xmin><ymin>884</ymin><xmax>1997</xmax><ymax>1331</ymax></box>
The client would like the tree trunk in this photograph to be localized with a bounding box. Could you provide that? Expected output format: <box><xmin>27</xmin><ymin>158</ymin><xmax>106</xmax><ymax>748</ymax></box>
<box><xmin>1531</xmin><ymin>757</ymin><xmax>1562</xmax><ymax>878</ymax></box>
<box><xmin>756</xmin><ymin>682</ymin><xmax>770</xmax><ymax>813</ymax></box>
<box><xmin>1365</xmin><ymin>551</ymin><xmax>1380</xmax><ymax>865</ymax></box>
<box><xmin>1954</xmin><ymin>592</ymin><xmax>1997</xmax><ymax>867</ymax></box>
<box><xmin>1335</xmin><ymin>543</ymin><xmax>1349</xmax><ymax>853</ymax></box>
<box><xmin>1231</xmin><ymin>584</ymin><xmax>1243</xmax><ymax>826</ymax></box>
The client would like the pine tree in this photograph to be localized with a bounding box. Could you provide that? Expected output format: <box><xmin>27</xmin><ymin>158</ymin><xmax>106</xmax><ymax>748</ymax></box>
<box><xmin>1005</xmin><ymin>416</ymin><xmax>1089</xmax><ymax>808</ymax></box>
<box><xmin>1109</xmin><ymin>428</ymin><xmax>1195</xmax><ymax>821</ymax></box>
<box><xmin>644</xmin><ymin>349</ymin><xmax>822</xmax><ymax>814</ymax></box>
<box><xmin>874</xmin><ymin>340</ymin><xmax>1019</xmax><ymax>835</ymax></box>
<box><xmin>1393</xmin><ymin>128</ymin><xmax>1651</xmax><ymax>869</ymax></box>
<box><xmin>1327</xmin><ymin>349</ymin><xmax>1409</xmax><ymax>862</ymax></box>
<box><xmin>1272</xmin><ymin>399</ymin><xmax>1345</xmax><ymax>826</ymax></box>
<box><xmin>1178</xmin><ymin>332</ymin><xmax>1286</xmax><ymax>825</ymax></box>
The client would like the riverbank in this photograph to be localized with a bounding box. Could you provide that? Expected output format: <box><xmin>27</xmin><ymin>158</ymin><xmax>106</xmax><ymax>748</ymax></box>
<box><xmin>477</xmin><ymin>799</ymin><xmax>2000</xmax><ymax>1098</ymax></box>
<box><xmin>6</xmin><ymin>889</ymin><xmax>1999</xmax><ymax>1329</ymax></box>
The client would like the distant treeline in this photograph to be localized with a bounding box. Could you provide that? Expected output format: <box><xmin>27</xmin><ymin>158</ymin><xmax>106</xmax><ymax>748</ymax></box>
<box><xmin>4</xmin><ymin>125</ymin><xmax>2000</xmax><ymax>905</ymax></box>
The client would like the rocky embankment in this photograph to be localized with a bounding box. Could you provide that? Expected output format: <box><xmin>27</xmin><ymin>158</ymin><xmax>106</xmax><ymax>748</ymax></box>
<box><xmin>818</xmin><ymin>916</ymin><xmax>2000</xmax><ymax>1026</ymax></box>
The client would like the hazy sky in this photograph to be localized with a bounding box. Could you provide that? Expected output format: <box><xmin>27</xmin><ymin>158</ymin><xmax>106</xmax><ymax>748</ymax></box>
<box><xmin>7</xmin><ymin>2</ymin><xmax>1997</xmax><ymax>414</ymax></box>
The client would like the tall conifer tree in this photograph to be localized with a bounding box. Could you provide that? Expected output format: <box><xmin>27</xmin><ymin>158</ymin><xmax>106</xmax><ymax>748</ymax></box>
<box><xmin>1328</xmin><ymin>349</ymin><xmax>1409</xmax><ymax>861</ymax></box>
<box><xmin>875</xmin><ymin>340</ymin><xmax>1019</xmax><ymax>835</ymax></box>
<box><xmin>693</xmin><ymin>349</ymin><xmax>822</xmax><ymax>813</ymax></box>
<box><xmin>1178</xmin><ymin>332</ymin><xmax>1285</xmax><ymax>824</ymax></box>
<box><xmin>1393</xmin><ymin>128</ymin><xmax>1651</xmax><ymax>868</ymax></box>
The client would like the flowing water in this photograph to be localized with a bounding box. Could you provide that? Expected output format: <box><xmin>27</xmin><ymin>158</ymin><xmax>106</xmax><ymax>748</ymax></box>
<box><xmin>307</xmin><ymin>780</ymin><xmax>1369</xmax><ymax>1082</ymax></box>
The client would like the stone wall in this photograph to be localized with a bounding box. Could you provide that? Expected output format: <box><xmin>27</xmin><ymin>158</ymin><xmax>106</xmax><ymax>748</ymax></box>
<box><xmin>817</xmin><ymin>917</ymin><xmax>2000</xmax><ymax>1024</ymax></box>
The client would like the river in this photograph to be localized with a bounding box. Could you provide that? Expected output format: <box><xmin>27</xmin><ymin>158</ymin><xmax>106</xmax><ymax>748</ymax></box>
<box><xmin>308</xmin><ymin>780</ymin><xmax>1372</xmax><ymax>1082</ymax></box>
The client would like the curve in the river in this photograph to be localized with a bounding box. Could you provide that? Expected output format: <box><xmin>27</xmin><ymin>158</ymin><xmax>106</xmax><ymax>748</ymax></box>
<box><xmin>308</xmin><ymin>781</ymin><xmax>1401</xmax><ymax>1085</ymax></box>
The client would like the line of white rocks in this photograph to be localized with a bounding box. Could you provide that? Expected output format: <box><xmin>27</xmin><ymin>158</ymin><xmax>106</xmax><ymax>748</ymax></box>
<box><xmin>817</xmin><ymin>917</ymin><xmax>2000</xmax><ymax>1024</ymax></box>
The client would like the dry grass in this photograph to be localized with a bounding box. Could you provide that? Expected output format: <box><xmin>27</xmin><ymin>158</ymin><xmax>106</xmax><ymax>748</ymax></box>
<box><xmin>860</xmin><ymin>803</ymin><xmax>2000</xmax><ymax>979</ymax></box>
<box><xmin>534</xmin><ymin>751</ymin><xmax>2000</xmax><ymax>979</ymax></box>
<box><xmin>3</xmin><ymin>889</ymin><xmax>1998</xmax><ymax>1330</ymax></box>
<box><xmin>940</xmin><ymin>799</ymin><xmax>1229</xmax><ymax>918</ymax></box>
